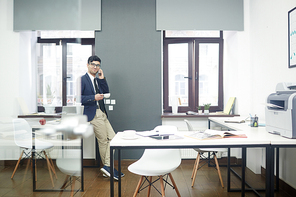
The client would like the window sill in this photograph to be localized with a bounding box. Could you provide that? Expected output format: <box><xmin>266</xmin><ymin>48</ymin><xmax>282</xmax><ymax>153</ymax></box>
<box><xmin>161</xmin><ymin>113</ymin><xmax>239</xmax><ymax>118</ymax></box>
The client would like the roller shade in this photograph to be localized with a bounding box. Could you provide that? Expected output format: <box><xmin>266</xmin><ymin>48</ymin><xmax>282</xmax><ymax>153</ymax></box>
<box><xmin>13</xmin><ymin>0</ymin><xmax>101</xmax><ymax>31</ymax></box>
<box><xmin>156</xmin><ymin>0</ymin><xmax>244</xmax><ymax>31</ymax></box>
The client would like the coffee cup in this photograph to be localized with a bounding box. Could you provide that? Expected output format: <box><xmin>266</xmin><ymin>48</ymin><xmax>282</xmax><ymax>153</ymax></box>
<box><xmin>104</xmin><ymin>93</ymin><xmax>111</xmax><ymax>98</ymax></box>
<box><xmin>123</xmin><ymin>130</ymin><xmax>136</xmax><ymax>138</ymax></box>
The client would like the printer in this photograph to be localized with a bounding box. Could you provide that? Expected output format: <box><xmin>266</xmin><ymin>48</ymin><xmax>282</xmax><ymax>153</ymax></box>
<box><xmin>265</xmin><ymin>82</ymin><xmax>296</xmax><ymax>138</ymax></box>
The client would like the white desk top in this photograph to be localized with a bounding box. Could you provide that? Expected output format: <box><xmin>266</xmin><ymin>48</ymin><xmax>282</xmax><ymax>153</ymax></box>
<box><xmin>111</xmin><ymin>117</ymin><xmax>296</xmax><ymax>148</ymax></box>
<box><xmin>110</xmin><ymin>130</ymin><xmax>271</xmax><ymax>148</ymax></box>
<box><xmin>209</xmin><ymin>117</ymin><xmax>296</xmax><ymax>146</ymax></box>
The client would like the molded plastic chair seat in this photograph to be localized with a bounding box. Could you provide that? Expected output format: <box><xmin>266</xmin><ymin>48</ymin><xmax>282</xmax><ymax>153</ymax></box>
<box><xmin>128</xmin><ymin>149</ymin><xmax>181</xmax><ymax>176</ymax></box>
<box><xmin>56</xmin><ymin>158</ymin><xmax>81</xmax><ymax>177</ymax></box>
<box><xmin>16</xmin><ymin>134</ymin><xmax>54</xmax><ymax>150</ymax></box>
<box><xmin>128</xmin><ymin>148</ymin><xmax>181</xmax><ymax>197</ymax></box>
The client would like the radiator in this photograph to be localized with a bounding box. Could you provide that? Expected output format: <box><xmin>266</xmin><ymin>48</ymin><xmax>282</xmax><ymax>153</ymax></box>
<box><xmin>181</xmin><ymin>149</ymin><xmax>198</xmax><ymax>159</ymax></box>
<box><xmin>180</xmin><ymin>149</ymin><xmax>224</xmax><ymax>159</ymax></box>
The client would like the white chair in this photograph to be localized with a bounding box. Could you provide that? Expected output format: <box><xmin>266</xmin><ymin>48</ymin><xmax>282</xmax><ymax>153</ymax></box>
<box><xmin>128</xmin><ymin>148</ymin><xmax>181</xmax><ymax>197</ymax></box>
<box><xmin>56</xmin><ymin>149</ymin><xmax>81</xmax><ymax>197</ymax></box>
<box><xmin>129</xmin><ymin>125</ymin><xmax>181</xmax><ymax>197</ymax></box>
<box><xmin>11</xmin><ymin>118</ymin><xmax>56</xmax><ymax>187</ymax></box>
<box><xmin>184</xmin><ymin>119</ymin><xmax>226</xmax><ymax>188</ymax></box>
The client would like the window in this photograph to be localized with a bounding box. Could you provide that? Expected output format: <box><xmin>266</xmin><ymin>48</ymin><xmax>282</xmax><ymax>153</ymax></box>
<box><xmin>163</xmin><ymin>31</ymin><xmax>223</xmax><ymax>113</ymax></box>
<box><xmin>36</xmin><ymin>32</ymin><xmax>95</xmax><ymax>112</ymax></box>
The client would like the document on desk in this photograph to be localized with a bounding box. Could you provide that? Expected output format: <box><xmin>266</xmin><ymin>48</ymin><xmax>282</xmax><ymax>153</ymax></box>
<box><xmin>136</xmin><ymin>128</ymin><xmax>177</xmax><ymax>137</ymax></box>
<box><xmin>224</xmin><ymin>117</ymin><xmax>247</xmax><ymax>123</ymax></box>
<box><xmin>149</xmin><ymin>135</ymin><xmax>183</xmax><ymax>140</ymax></box>
<box><xmin>185</xmin><ymin>129</ymin><xmax>247</xmax><ymax>140</ymax></box>
<box><xmin>136</xmin><ymin>130</ymin><xmax>183</xmax><ymax>140</ymax></box>
<box><xmin>136</xmin><ymin>130</ymin><xmax>162</xmax><ymax>137</ymax></box>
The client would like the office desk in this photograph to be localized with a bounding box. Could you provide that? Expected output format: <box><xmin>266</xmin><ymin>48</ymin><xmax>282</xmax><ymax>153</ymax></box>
<box><xmin>110</xmin><ymin>128</ymin><xmax>274</xmax><ymax>197</ymax></box>
<box><xmin>208</xmin><ymin>117</ymin><xmax>296</xmax><ymax>197</ymax></box>
<box><xmin>208</xmin><ymin>117</ymin><xmax>273</xmax><ymax>196</ymax></box>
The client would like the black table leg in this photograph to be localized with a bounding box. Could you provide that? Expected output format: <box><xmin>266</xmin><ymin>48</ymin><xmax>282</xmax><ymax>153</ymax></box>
<box><xmin>276</xmin><ymin>147</ymin><xmax>279</xmax><ymax>191</ymax></box>
<box><xmin>81</xmin><ymin>139</ymin><xmax>84</xmax><ymax>191</ymax></box>
<box><xmin>227</xmin><ymin>147</ymin><xmax>231</xmax><ymax>192</ymax></box>
<box><xmin>33</xmin><ymin>144</ymin><xmax>36</xmax><ymax>191</ymax></box>
<box><xmin>269</xmin><ymin>145</ymin><xmax>275</xmax><ymax>197</ymax></box>
<box><xmin>241</xmin><ymin>147</ymin><xmax>246</xmax><ymax>197</ymax></box>
<box><xmin>118</xmin><ymin>149</ymin><xmax>121</xmax><ymax>197</ymax></box>
<box><xmin>110</xmin><ymin>147</ymin><xmax>114</xmax><ymax>197</ymax></box>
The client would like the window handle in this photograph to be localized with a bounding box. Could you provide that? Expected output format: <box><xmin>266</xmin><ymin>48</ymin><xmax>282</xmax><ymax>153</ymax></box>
<box><xmin>195</xmin><ymin>72</ymin><xmax>198</xmax><ymax>80</ymax></box>
<box><xmin>63</xmin><ymin>77</ymin><xmax>71</xmax><ymax>80</ymax></box>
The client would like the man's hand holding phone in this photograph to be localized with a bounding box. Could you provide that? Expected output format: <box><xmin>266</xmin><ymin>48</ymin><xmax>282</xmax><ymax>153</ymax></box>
<box><xmin>98</xmin><ymin>68</ymin><xmax>104</xmax><ymax>79</ymax></box>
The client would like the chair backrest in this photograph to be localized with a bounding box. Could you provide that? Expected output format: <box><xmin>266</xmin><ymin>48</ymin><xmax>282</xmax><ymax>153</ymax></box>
<box><xmin>12</xmin><ymin>118</ymin><xmax>32</xmax><ymax>148</ymax></box>
<box><xmin>142</xmin><ymin>149</ymin><xmax>181</xmax><ymax>163</ymax></box>
<box><xmin>184</xmin><ymin>119</ymin><xmax>194</xmax><ymax>131</ymax></box>
<box><xmin>137</xmin><ymin>149</ymin><xmax>182</xmax><ymax>175</ymax></box>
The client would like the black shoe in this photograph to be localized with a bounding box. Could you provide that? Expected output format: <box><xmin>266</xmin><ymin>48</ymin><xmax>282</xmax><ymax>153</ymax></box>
<box><xmin>114</xmin><ymin>168</ymin><xmax>125</xmax><ymax>177</ymax></box>
<box><xmin>100</xmin><ymin>166</ymin><xmax>121</xmax><ymax>180</ymax></box>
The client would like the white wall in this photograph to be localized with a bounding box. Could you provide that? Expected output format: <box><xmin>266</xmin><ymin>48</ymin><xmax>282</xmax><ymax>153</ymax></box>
<box><xmin>0</xmin><ymin>0</ymin><xmax>20</xmax><ymax>118</ymax></box>
<box><xmin>224</xmin><ymin>0</ymin><xmax>296</xmax><ymax>188</ymax></box>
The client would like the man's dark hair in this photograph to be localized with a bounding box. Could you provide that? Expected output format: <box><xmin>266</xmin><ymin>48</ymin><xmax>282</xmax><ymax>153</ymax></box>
<box><xmin>88</xmin><ymin>55</ymin><xmax>101</xmax><ymax>64</ymax></box>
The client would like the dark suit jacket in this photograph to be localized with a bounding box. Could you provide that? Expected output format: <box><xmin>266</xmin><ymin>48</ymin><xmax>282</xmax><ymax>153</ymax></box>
<box><xmin>81</xmin><ymin>73</ymin><xmax>109</xmax><ymax>121</ymax></box>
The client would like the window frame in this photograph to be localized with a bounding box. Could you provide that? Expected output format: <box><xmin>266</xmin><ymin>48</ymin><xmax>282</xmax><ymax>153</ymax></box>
<box><xmin>163</xmin><ymin>31</ymin><xmax>224</xmax><ymax>113</ymax></box>
<box><xmin>37</xmin><ymin>37</ymin><xmax>95</xmax><ymax>112</ymax></box>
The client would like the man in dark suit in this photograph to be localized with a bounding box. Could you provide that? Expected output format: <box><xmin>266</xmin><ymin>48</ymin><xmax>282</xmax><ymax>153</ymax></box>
<box><xmin>81</xmin><ymin>55</ymin><xmax>123</xmax><ymax>180</ymax></box>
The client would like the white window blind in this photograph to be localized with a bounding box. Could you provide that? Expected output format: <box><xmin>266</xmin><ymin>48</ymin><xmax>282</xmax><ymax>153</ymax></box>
<box><xmin>14</xmin><ymin>0</ymin><xmax>101</xmax><ymax>31</ymax></box>
<box><xmin>156</xmin><ymin>0</ymin><xmax>244</xmax><ymax>31</ymax></box>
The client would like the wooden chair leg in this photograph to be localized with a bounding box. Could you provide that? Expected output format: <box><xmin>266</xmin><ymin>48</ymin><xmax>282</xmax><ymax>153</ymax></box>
<box><xmin>168</xmin><ymin>173</ymin><xmax>181</xmax><ymax>197</ymax></box>
<box><xmin>61</xmin><ymin>175</ymin><xmax>70</xmax><ymax>189</ymax></box>
<box><xmin>159</xmin><ymin>175</ymin><xmax>165</xmax><ymax>197</ymax></box>
<box><xmin>191</xmin><ymin>152</ymin><xmax>200</xmax><ymax>187</ymax></box>
<box><xmin>44</xmin><ymin>151</ymin><xmax>55</xmax><ymax>187</ymax></box>
<box><xmin>214</xmin><ymin>154</ymin><xmax>224</xmax><ymax>188</ymax></box>
<box><xmin>133</xmin><ymin>176</ymin><xmax>144</xmax><ymax>197</ymax></box>
<box><xmin>30</xmin><ymin>155</ymin><xmax>32</xmax><ymax>172</ymax></box>
<box><xmin>11</xmin><ymin>150</ymin><xmax>24</xmax><ymax>179</ymax></box>
<box><xmin>71</xmin><ymin>177</ymin><xmax>76</xmax><ymax>197</ymax></box>
<box><xmin>191</xmin><ymin>154</ymin><xmax>199</xmax><ymax>179</ymax></box>
<box><xmin>49</xmin><ymin>157</ymin><xmax>57</xmax><ymax>179</ymax></box>
<box><xmin>147</xmin><ymin>176</ymin><xmax>152</xmax><ymax>197</ymax></box>
<box><xmin>43</xmin><ymin>151</ymin><xmax>57</xmax><ymax>179</ymax></box>
<box><xmin>35</xmin><ymin>158</ymin><xmax>37</xmax><ymax>181</ymax></box>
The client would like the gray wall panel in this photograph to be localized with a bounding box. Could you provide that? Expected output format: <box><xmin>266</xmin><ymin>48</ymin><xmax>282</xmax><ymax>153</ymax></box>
<box><xmin>96</xmin><ymin>0</ymin><xmax>161</xmax><ymax>159</ymax></box>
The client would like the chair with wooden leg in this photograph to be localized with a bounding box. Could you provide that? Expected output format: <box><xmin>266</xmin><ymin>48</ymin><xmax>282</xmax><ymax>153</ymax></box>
<box><xmin>11</xmin><ymin>118</ymin><xmax>56</xmax><ymax>187</ymax></box>
<box><xmin>56</xmin><ymin>149</ymin><xmax>81</xmax><ymax>197</ymax></box>
<box><xmin>184</xmin><ymin>119</ymin><xmax>226</xmax><ymax>188</ymax></box>
<box><xmin>128</xmin><ymin>148</ymin><xmax>182</xmax><ymax>197</ymax></box>
<box><xmin>128</xmin><ymin>125</ymin><xmax>181</xmax><ymax>196</ymax></box>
